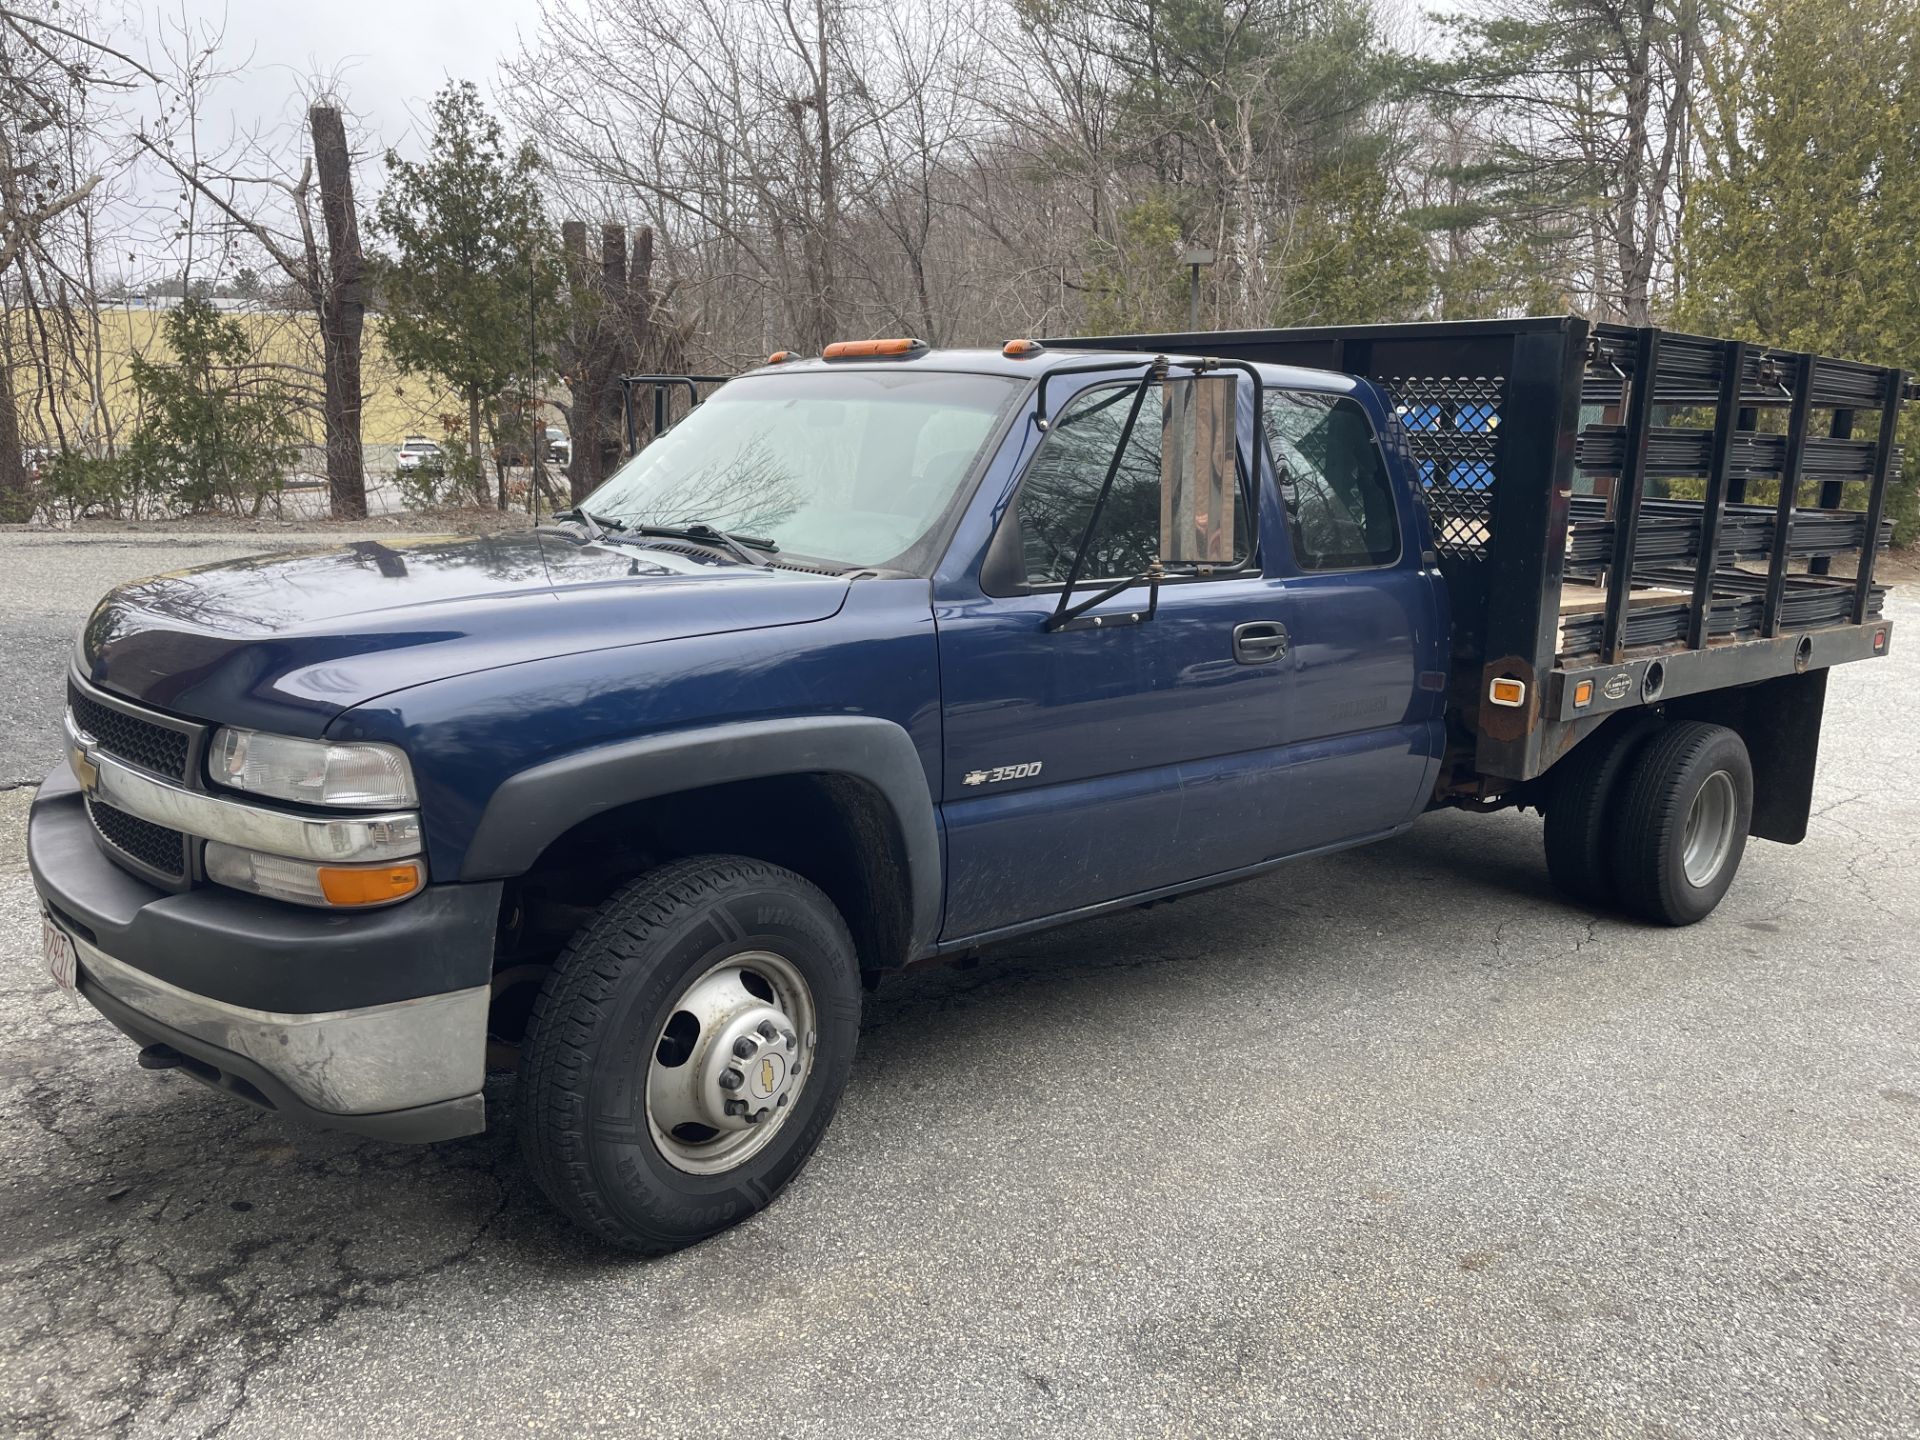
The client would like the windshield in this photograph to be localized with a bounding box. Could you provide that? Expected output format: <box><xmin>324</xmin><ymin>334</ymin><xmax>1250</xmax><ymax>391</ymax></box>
<box><xmin>584</xmin><ymin>370</ymin><xmax>1021</xmax><ymax>569</ymax></box>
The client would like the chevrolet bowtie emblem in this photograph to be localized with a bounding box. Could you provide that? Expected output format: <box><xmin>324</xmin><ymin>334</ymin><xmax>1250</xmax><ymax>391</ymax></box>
<box><xmin>759</xmin><ymin>1057</ymin><xmax>776</xmax><ymax>1093</ymax></box>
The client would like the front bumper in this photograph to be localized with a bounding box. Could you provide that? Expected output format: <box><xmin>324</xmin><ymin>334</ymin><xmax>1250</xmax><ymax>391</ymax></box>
<box><xmin>29</xmin><ymin>765</ymin><xmax>502</xmax><ymax>1142</ymax></box>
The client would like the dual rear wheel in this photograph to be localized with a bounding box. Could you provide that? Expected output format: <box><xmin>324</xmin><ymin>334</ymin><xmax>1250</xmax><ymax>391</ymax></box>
<box><xmin>1544</xmin><ymin>719</ymin><xmax>1754</xmax><ymax>925</ymax></box>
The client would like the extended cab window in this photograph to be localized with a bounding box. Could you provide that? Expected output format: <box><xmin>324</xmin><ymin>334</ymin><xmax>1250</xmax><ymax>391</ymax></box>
<box><xmin>1017</xmin><ymin>376</ymin><xmax>1249</xmax><ymax>586</ymax></box>
<box><xmin>1262</xmin><ymin>391</ymin><xmax>1400</xmax><ymax>570</ymax></box>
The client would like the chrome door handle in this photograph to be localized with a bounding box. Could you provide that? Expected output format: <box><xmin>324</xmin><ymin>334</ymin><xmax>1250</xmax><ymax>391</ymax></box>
<box><xmin>1232</xmin><ymin>621</ymin><xmax>1289</xmax><ymax>664</ymax></box>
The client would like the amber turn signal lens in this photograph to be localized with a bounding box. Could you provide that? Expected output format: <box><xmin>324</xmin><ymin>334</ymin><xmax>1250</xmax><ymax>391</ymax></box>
<box><xmin>821</xmin><ymin>337</ymin><xmax>924</xmax><ymax>360</ymax></box>
<box><xmin>1488</xmin><ymin>677</ymin><xmax>1527</xmax><ymax>708</ymax></box>
<box><xmin>1573</xmin><ymin>679</ymin><xmax>1594</xmax><ymax>707</ymax></box>
<box><xmin>317</xmin><ymin>862</ymin><xmax>424</xmax><ymax>907</ymax></box>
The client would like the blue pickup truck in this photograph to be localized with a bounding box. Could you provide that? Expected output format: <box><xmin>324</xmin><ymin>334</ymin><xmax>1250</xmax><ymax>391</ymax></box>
<box><xmin>29</xmin><ymin>318</ymin><xmax>1906</xmax><ymax>1252</ymax></box>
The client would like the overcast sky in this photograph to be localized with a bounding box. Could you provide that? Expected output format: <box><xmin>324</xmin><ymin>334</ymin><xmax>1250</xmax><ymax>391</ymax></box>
<box><xmin>131</xmin><ymin>0</ymin><xmax>536</xmax><ymax>162</ymax></box>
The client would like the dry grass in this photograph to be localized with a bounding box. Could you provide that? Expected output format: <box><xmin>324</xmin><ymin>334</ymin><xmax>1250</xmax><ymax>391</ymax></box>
<box><xmin>9</xmin><ymin>307</ymin><xmax>460</xmax><ymax>450</ymax></box>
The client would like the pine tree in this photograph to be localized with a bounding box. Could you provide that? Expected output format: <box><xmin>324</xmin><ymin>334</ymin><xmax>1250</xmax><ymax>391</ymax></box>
<box><xmin>374</xmin><ymin>82</ymin><xmax>560</xmax><ymax>508</ymax></box>
<box><xmin>124</xmin><ymin>301</ymin><xmax>302</xmax><ymax>516</ymax></box>
<box><xmin>1674</xmin><ymin>0</ymin><xmax>1920</xmax><ymax>540</ymax></box>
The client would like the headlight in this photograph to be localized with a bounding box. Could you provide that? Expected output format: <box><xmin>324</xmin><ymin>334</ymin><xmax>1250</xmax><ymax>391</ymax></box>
<box><xmin>205</xmin><ymin>841</ymin><xmax>424</xmax><ymax>908</ymax></box>
<box><xmin>210</xmin><ymin>727</ymin><xmax>416</xmax><ymax>808</ymax></box>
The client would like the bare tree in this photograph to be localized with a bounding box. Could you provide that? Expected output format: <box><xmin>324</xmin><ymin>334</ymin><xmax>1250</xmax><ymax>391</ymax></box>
<box><xmin>503</xmin><ymin>0</ymin><xmax>917</xmax><ymax>356</ymax></box>
<box><xmin>0</xmin><ymin>1</ymin><xmax>150</xmax><ymax>518</ymax></box>
<box><xmin>136</xmin><ymin>38</ymin><xmax>371</xmax><ymax>517</ymax></box>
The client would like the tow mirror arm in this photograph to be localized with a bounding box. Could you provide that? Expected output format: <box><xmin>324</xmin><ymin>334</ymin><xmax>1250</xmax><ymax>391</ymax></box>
<box><xmin>1045</xmin><ymin>358</ymin><xmax>1167</xmax><ymax>633</ymax></box>
<box><xmin>1040</xmin><ymin>355</ymin><xmax>1262</xmax><ymax>635</ymax></box>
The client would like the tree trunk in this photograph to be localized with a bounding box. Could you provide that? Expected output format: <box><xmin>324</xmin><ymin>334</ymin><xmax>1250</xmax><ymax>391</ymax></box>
<box><xmin>468</xmin><ymin>390</ymin><xmax>493</xmax><ymax>508</ymax></box>
<box><xmin>812</xmin><ymin>0</ymin><xmax>837</xmax><ymax>347</ymax></box>
<box><xmin>309</xmin><ymin>105</ymin><xmax>369</xmax><ymax>519</ymax></box>
<box><xmin>560</xmin><ymin>221</ymin><xmax>661</xmax><ymax>505</ymax></box>
<box><xmin>0</xmin><ymin>355</ymin><xmax>28</xmax><ymax>523</ymax></box>
<box><xmin>1614</xmin><ymin>2</ymin><xmax>1655</xmax><ymax>326</ymax></box>
<box><xmin>561</xmin><ymin>221</ymin><xmax>623</xmax><ymax>505</ymax></box>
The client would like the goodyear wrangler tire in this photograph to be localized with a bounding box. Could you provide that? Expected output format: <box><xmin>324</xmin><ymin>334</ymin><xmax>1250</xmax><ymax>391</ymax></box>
<box><xmin>517</xmin><ymin>855</ymin><xmax>861</xmax><ymax>1253</ymax></box>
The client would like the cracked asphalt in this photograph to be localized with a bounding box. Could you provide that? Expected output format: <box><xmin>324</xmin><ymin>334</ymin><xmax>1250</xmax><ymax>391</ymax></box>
<box><xmin>1</xmin><ymin>530</ymin><xmax>1916</xmax><ymax>1439</ymax></box>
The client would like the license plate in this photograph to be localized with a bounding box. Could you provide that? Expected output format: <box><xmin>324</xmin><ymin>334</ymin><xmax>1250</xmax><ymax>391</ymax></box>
<box><xmin>42</xmin><ymin>917</ymin><xmax>78</xmax><ymax>992</ymax></box>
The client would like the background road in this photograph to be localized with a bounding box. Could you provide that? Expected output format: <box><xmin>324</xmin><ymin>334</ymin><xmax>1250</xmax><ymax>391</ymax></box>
<box><xmin>1</xmin><ymin>530</ymin><xmax>1916</xmax><ymax>1439</ymax></box>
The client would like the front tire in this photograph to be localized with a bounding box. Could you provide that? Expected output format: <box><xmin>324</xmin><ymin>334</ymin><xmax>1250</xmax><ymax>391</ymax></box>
<box><xmin>517</xmin><ymin>855</ymin><xmax>861</xmax><ymax>1253</ymax></box>
<box><xmin>1609</xmin><ymin>722</ymin><xmax>1753</xmax><ymax>926</ymax></box>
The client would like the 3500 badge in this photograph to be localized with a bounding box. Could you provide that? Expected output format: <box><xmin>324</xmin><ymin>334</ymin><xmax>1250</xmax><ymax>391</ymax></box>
<box><xmin>962</xmin><ymin>762</ymin><xmax>1043</xmax><ymax>786</ymax></box>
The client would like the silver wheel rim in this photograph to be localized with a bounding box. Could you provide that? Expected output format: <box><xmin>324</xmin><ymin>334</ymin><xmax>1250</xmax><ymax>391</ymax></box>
<box><xmin>1682</xmin><ymin>770</ymin><xmax>1737</xmax><ymax>888</ymax></box>
<box><xmin>644</xmin><ymin>950</ymin><xmax>817</xmax><ymax>1175</ymax></box>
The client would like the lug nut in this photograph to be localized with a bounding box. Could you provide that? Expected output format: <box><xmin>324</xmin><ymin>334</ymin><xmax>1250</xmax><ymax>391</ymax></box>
<box><xmin>757</xmin><ymin>1020</ymin><xmax>779</xmax><ymax>1040</ymax></box>
<box><xmin>724</xmin><ymin>1099</ymin><xmax>747</xmax><ymax>1117</ymax></box>
<box><xmin>732</xmin><ymin>1036</ymin><xmax>758</xmax><ymax>1059</ymax></box>
<box><xmin>719</xmin><ymin>1068</ymin><xmax>743</xmax><ymax>1091</ymax></box>
<box><xmin>776</xmin><ymin>1093</ymin><xmax>789</xmax><ymax>1108</ymax></box>
<box><xmin>781</xmin><ymin>1029</ymin><xmax>797</xmax><ymax>1050</ymax></box>
<box><xmin>744</xmin><ymin>1107</ymin><xmax>764</xmax><ymax>1125</ymax></box>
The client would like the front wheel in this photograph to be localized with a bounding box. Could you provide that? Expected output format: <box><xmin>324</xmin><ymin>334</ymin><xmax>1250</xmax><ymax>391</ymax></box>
<box><xmin>517</xmin><ymin>855</ymin><xmax>862</xmax><ymax>1253</ymax></box>
<box><xmin>1609</xmin><ymin>722</ymin><xmax>1754</xmax><ymax>926</ymax></box>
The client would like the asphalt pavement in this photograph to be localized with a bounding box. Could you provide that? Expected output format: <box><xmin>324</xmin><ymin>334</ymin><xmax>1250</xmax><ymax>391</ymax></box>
<box><xmin>0</xmin><ymin>529</ymin><xmax>1916</xmax><ymax>1439</ymax></box>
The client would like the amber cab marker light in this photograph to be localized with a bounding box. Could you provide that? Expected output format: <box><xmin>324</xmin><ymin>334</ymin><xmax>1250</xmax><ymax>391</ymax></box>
<box><xmin>821</xmin><ymin>337</ymin><xmax>926</xmax><ymax>360</ymax></box>
<box><xmin>1573</xmin><ymin>678</ymin><xmax>1594</xmax><ymax>708</ymax></box>
<box><xmin>1003</xmin><ymin>338</ymin><xmax>1046</xmax><ymax>358</ymax></box>
<box><xmin>1488</xmin><ymin>677</ymin><xmax>1527</xmax><ymax>708</ymax></box>
<box><xmin>317</xmin><ymin>862</ymin><xmax>424</xmax><ymax>907</ymax></box>
<box><xmin>766</xmin><ymin>350</ymin><xmax>798</xmax><ymax>365</ymax></box>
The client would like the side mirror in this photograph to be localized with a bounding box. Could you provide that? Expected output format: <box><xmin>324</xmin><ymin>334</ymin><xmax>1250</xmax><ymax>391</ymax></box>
<box><xmin>1159</xmin><ymin>376</ymin><xmax>1238</xmax><ymax>564</ymax></box>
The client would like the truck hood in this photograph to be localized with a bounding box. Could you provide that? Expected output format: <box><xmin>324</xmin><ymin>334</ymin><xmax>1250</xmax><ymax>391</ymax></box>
<box><xmin>78</xmin><ymin>531</ymin><xmax>851</xmax><ymax>733</ymax></box>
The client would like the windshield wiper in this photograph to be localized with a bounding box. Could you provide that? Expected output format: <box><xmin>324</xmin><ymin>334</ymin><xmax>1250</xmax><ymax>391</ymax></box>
<box><xmin>621</xmin><ymin>522</ymin><xmax>777</xmax><ymax>568</ymax></box>
<box><xmin>541</xmin><ymin>507</ymin><xmax>628</xmax><ymax>543</ymax></box>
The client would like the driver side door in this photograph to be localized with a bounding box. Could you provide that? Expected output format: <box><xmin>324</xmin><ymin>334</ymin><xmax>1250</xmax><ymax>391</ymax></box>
<box><xmin>934</xmin><ymin>373</ymin><xmax>1295</xmax><ymax>941</ymax></box>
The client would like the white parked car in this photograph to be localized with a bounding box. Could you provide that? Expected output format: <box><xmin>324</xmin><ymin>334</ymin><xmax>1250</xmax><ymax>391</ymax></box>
<box><xmin>544</xmin><ymin>426</ymin><xmax>571</xmax><ymax>467</ymax></box>
<box><xmin>395</xmin><ymin>436</ymin><xmax>444</xmax><ymax>473</ymax></box>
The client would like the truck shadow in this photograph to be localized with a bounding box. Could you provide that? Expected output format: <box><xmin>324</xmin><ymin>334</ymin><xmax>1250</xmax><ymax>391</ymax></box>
<box><xmin>10</xmin><ymin>811</ymin><xmax>1573</xmax><ymax>1364</ymax></box>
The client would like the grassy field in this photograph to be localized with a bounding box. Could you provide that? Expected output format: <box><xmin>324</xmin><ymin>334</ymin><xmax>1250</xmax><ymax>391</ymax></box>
<box><xmin>10</xmin><ymin>306</ymin><xmax>459</xmax><ymax>450</ymax></box>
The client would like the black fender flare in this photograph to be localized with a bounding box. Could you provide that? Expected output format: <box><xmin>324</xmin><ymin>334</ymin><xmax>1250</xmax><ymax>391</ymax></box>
<box><xmin>458</xmin><ymin>716</ymin><xmax>942</xmax><ymax>959</ymax></box>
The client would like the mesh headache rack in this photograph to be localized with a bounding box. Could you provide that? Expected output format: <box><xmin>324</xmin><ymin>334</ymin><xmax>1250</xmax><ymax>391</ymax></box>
<box><xmin>1050</xmin><ymin>317</ymin><xmax>1909</xmax><ymax>784</ymax></box>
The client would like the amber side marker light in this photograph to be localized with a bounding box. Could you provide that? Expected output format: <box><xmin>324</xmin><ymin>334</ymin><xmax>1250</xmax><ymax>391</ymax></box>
<box><xmin>1572</xmin><ymin>678</ymin><xmax>1594</xmax><ymax>708</ymax></box>
<box><xmin>1003</xmin><ymin>338</ymin><xmax>1046</xmax><ymax>358</ymax></box>
<box><xmin>821</xmin><ymin>337</ymin><xmax>926</xmax><ymax>360</ymax></box>
<box><xmin>318</xmin><ymin>862</ymin><xmax>424</xmax><ymax>907</ymax></box>
<box><xmin>1488</xmin><ymin>677</ymin><xmax>1527</xmax><ymax>708</ymax></box>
